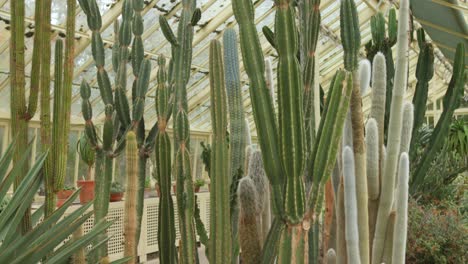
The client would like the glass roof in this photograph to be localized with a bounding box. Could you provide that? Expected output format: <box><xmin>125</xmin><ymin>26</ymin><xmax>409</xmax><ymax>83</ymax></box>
<box><xmin>0</xmin><ymin>0</ymin><xmax>458</xmax><ymax>132</ymax></box>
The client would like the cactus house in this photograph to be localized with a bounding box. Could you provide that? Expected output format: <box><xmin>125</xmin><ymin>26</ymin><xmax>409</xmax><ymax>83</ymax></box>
<box><xmin>0</xmin><ymin>0</ymin><xmax>466</xmax><ymax>263</ymax></box>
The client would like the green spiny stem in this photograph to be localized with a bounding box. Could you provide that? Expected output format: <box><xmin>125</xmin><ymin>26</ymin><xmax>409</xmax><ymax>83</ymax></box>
<box><xmin>392</xmin><ymin>153</ymin><xmax>409</xmax><ymax>263</ymax></box>
<box><xmin>342</xmin><ymin>147</ymin><xmax>360</xmax><ymax>264</ymax></box>
<box><xmin>410</xmin><ymin>29</ymin><xmax>434</xmax><ymax>157</ymax></box>
<box><xmin>275</xmin><ymin>0</ymin><xmax>305</xmax><ymax>224</ymax></box>
<box><xmin>40</xmin><ymin>0</ymin><xmax>53</xmax><ymax>221</ymax></box>
<box><xmin>238</xmin><ymin>177</ymin><xmax>262</xmax><ymax>264</ymax></box>
<box><xmin>155</xmin><ymin>55</ymin><xmax>177</xmax><ymax>264</ymax></box>
<box><xmin>124</xmin><ymin>131</ymin><xmax>138</xmax><ymax>264</ymax></box>
<box><xmin>371</xmin><ymin>1</ymin><xmax>409</xmax><ymax>262</ymax></box>
<box><xmin>233</xmin><ymin>0</ymin><xmax>285</xmax><ymax>216</ymax></box>
<box><xmin>209</xmin><ymin>39</ymin><xmax>232</xmax><ymax>262</ymax></box>
<box><xmin>50</xmin><ymin>39</ymin><xmax>64</xmax><ymax>211</ymax></box>
<box><xmin>340</xmin><ymin>0</ymin><xmax>361</xmax><ymax>72</ymax></box>
<box><xmin>223</xmin><ymin>29</ymin><xmax>246</xmax><ymax>261</ymax></box>
<box><xmin>410</xmin><ymin>43</ymin><xmax>465</xmax><ymax>192</ymax></box>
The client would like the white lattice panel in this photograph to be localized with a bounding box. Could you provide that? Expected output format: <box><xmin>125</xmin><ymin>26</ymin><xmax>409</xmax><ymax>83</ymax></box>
<box><xmin>63</xmin><ymin>192</ymin><xmax>210</xmax><ymax>262</ymax></box>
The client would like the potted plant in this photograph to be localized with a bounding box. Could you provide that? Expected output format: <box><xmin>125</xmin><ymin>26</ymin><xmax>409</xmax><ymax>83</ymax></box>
<box><xmin>76</xmin><ymin>134</ymin><xmax>95</xmax><ymax>204</ymax></box>
<box><xmin>193</xmin><ymin>178</ymin><xmax>206</xmax><ymax>193</ymax></box>
<box><xmin>57</xmin><ymin>185</ymin><xmax>76</xmax><ymax>207</ymax></box>
<box><xmin>110</xmin><ymin>182</ymin><xmax>124</xmax><ymax>202</ymax></box>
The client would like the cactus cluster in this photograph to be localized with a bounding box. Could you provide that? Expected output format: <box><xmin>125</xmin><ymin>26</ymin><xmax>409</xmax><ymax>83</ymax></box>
<box><xmin>77</xmin><ymin>0</ymin><xmax>155</xmax><ymax>261</ymax></box>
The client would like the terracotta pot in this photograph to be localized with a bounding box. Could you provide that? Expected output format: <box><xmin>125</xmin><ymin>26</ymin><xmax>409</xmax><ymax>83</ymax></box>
<box><xmin>155</xmin><ymin>184</ymin><xmax>161</xmax><ymax>197</ymax></box>
<box><xmin>57</xmin><ymin>189</ymin><xmax>74</xmax><ymax>200</ymax></box>
<box><xmin>77</xmin><ymin>180</ymin><xmax>95</xmax><ymax>204</ymax></box>
<box><xmin>173</xmin><ymin>184</ymin><xmax>177</xmax><ymax>194</ymax></box>
<box><xmin>194</xmin><ymin>186</ymin><xmax>200</xmax><ymax>193</ymax></box>
<box><xmin>110</xmin><ymin>192</ymin><xmax>124</xmax><ymax>202</ymax></box>
<box><xmin>56</xmin><ymin>189</ymin><xmax>75</xmax><ymax>207</ymax></box>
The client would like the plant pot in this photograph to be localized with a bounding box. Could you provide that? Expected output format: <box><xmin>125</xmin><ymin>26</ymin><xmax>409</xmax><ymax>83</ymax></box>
<box><xmin>173</xmin><ymin>184</ymin><xmax>177</xmax><ymax>194</ymax></box>
<box><xmin>56</xmin><ymin>189</ymin><xmax>75</xmax><ymax>207</ymax></box>
<box><xmin>110</xmin><ymin>192</ymin><xmax>124</xmax><ymax>202</ymax></box>
<box><xmin>194</xmin><ymin>186</ymin><xmax>200</xmax><ymax>193</ymax></box>
<box><xmin>155</xmin><ymin>184</ymin><xmax>161</xmax><ymax>197</ymax></box>
<box><xmin>77</xmin><ymin>180</ymin><xmax>95</xmax><ymax>205</ymax></box>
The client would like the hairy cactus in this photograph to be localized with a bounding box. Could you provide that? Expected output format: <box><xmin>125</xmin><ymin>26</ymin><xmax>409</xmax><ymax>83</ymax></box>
<box><xmin>238</xmin><ymin>177</ymin><xmax>262</xmax><ymax>264</ymax></box>
<box><xmin>209</xmin><ymin>39</ymin><xmax>232</xmax><ymax>262</ymax></box>
<box><xmin>124</xmin><ymin>132</ymin><xmax>138</xmax><ymax>263</ymax></box>
<box><xmin>392</xmin><ymin>153</ymin><xmax>409</xmax><ymax>263</ymax></box>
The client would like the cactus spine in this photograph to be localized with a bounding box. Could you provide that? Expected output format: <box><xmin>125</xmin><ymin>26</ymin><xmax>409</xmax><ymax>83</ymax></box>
<box><xmin>159</xmin><ymin>0</ymin><xmax>198</xmax><ymax>261</ymax></box>
<box><xmin>209</xmin><ymin>39</ymin><xmax>232</xmax><ymax>262</ymax></box>
<box><xmin>78</xmin><ymin>0</ymin><xmax>154</xmax><ymax>260</ymax></box>
<box><xmin>155</xmin><ymin>55</ymin><xmax>177</xmax><ymax>264</ymax></box>
<box><xmin>124</xmin><ymin>132</ymin><xmax>138</xmax><ymax>263</ymax></box>
<box><xmin>223</xmin><ymin>29</ymin><xmax>246</xmax><ymax>261</ymax></box>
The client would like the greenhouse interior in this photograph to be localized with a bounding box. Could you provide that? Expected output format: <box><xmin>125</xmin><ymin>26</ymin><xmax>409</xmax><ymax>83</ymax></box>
<box><xmin>0</xmin><ymin>0</ymin><xmax>467</xmax><ymax>263</ymax></box>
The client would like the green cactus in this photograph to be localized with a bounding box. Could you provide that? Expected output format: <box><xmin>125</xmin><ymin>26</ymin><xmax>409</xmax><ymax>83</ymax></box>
<box><xmin>411</xmin><ymin>28</ymin><xmax>434</xmax><ymax>147</ymax></box>
<box><xmin>124</xmin><ymin>131</ymin><xmax>138</xmax><ymax>263</ymax></box>
<box><xmin>159</xmin><ymin>0</ymin><xmax>199</xmax><ymax>262</ymax></box>
<box><xmin>209</xmin><ymin>39</ymin><xmax>232</xmax><ymax>262</ymax></box>
<box><xmin>223</xmin><ymin>29</ymin><xmax>247</xmax><ymax>261</ymax></box>
<box><xmin>155</xmin><ymin>55</ymin><xmax>177</xmax><ymax>264</ymax></box>
<box><xmin>78</xmin><ymin>0</ymin><xmax>155</xmax><ymax>259</ymax></box>
<box><xmin>410</xmin><ymin>43</ymin><xmax>466</xmax><ymax>192</ymax></box>
<box><xmin>232</xmin><ymin>0</ymin><xmax>354</xmax><ymax>260</ymax></box>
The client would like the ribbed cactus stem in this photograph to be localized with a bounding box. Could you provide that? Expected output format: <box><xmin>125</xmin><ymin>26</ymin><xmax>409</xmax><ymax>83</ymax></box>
<box><xmin>238</xmin><ymin>177</ymin><xmax>262</xmax><ymax>264</ymax></box>
<box><xmin>372</xmin><ymin>1</ymin><xmax>409</xmax><ymax>262</ymax></box>
<box><xmin>209</xmin><ymin>39</ymin><xmax>232</xmax><ymax>262</ymax></box>
<box><xmin>124</xmin><ymin>132</ymin><xmax>138</xmax><ymax>264</ymax></box>
<box><xmin>381</xmin><ymin>211</ymin><xmax>395</xmax><ymax>264</ymax></box>
<box><xmin>244</xmin><ymin>118</ymin><xmax>252</xmax><ymax>146</ymax></box>
<box><xmin>369</xmin><ymin>53</ymin><xmax>387</xmax><ymax>150</ymax></box>
<box><xmin>340</xmin><ymin>0</ymin><xmax>361</xmax><ymax>72</ymax></box>
<box><xmin>399</xmin><ymin>102</ymin><xmax>414</xmax><ymax>155</ymax></box>
<box><xmin>327</xmin><ymin>248</ymin><xmax>337</xmax><ymax>264</ymax></box>
<box><xmin>359</xmin><ymin>60</ymin><xmax>371</xmax><ymax>95</ymax></box>
<box><xmin>366</xmin><ymin>118</ymin><xmax>379</xmax><ymax>245</ymax></box>
<box><xmin>392</xmin><ymin>153</ymin><xmax>409</xmax><ymax>264</ymax></box>
<box><xmin>265</xmin><ymin>58</ymin><xmax>276</xmax><ymax>104</ymax></box>
<box><xmin>343</xmin><ymin>147</ymin><xmax>361</xmax><ymax>264</ymax></box>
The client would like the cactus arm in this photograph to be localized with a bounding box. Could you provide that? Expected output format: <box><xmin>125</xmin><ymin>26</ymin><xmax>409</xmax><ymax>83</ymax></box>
<box><xmin>410</xmin><ymin>43</ymin><xmax>465</xmax><ymax>192</ymax></box>
<box><xmin>372</xmin><ymin>1</ymin><xmax>409</xmax><ymax>262</ymax></box>
<box><xmin>340</xmin><ymin>0</ymin><xmax>361</xmax><ymax>72</ymax></box>
<box><xmin>369</xmin><ymin>53</ymin><xmax>387</xmax><ymax>155</ymax></box>
<box><xmin>342</xmin><ymin>147</ymin><xmax>361</xmax><ymax>264</ymax></box>
<box><xmin>366</xmin><ymin>118</ymin><xmax>379</xmax><ymax>243</ymax></box>
<box><xmin>275</xmin><ymin>0</ymin><xmax>306</xmax><ymax>224</ymax></box>
<box><xmin>209</xmin><ymin>39</ymin><xmax>232</xmax><ymax>262</ymax></box>
<box><xmin>349</xmin><ymin>70</ymin><xmax>370</xmax><ymax>264</ymax></box>
<box><xmin>381</xmin><ymin>211</ymin><xmax>395</xmax><ymax>264</ymax></box>
<box><xmin>392</xmin><ymin>153</ymin><xmax>409</xmax><ymax>264</ymax></box>
<box><xmin>232</xmin><ymin>0</ymin><xmax>285</xmax><ymax>215</ymax></box>
<box><xmin>124</xmin><ymin>132</ymin><xmax>138</xmax><ymax>263</ymax></box>
<box><xmin>327</xmin><ymin>248</ymin><xmax>337</xmax><ymax>264</ymax></box>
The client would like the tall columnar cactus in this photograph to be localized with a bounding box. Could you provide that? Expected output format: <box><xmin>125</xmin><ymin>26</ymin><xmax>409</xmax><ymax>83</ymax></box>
<box><xmin>10</xmin><ymin>0</ymin><xmax>50</xmax><ymax>232</ymax></box>
<box><xmin>410</xmin><ymin>28</ymin><xmax>434</xmax><ymax>146</ymax></box>
<box><xmin>223</xmin><ymin>29</ymin><xmax>246</xmax><ymax>260</ymax></box>
<box><xmin>410</xmin><ymin>43</ymin><xmax>466</xmax><ymax>192</ymax></box>
<box><xmin>159</xmin><ymin>0</ymin><xmax>199</xmax><ymax>261</ymax></box>
<box><xmin>209</xmin><ymin>39</ymin><xmax>232</xmax><ymax>262</ymax></box>
<box><xmin>392</xmin><ymin>153</ymin><xmax>409</xmax><ymax>263</ymax></box>
<box><xmin>154</xmin><ymin>55</ymin><xmax>177</xmax><ymax>264</ymax></box>
<box><xmin>78</xmin><ymin>0</ymin><xmax>155</xmax><ymax>259</ymax></box>
<box><xmin>124</xmin><ymin>131</ymin><xmax>138</xmax><ymax>263</ymax></box>
<box><xmin>233</xmin><ymin>0</ymin><xmax>354</xmax><ymax>260</ymax></box>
